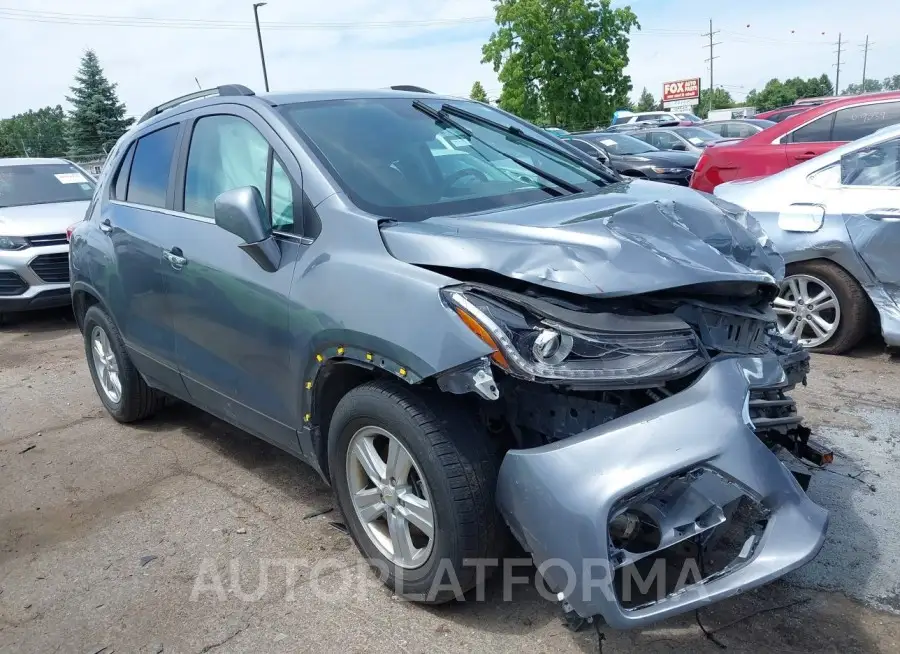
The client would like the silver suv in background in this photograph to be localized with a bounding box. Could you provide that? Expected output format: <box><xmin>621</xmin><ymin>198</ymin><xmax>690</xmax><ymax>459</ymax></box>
<box><xmin>0</xmin><ymin>158</ymin><xmax>95</xmax><ymax>320</ymax></box>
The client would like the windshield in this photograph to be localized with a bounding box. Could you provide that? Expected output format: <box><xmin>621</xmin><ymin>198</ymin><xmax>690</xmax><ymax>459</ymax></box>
<box><xmin>675</xmin><ymin>113</ymin><xmax>702</xmax><ymax>123</ymax></box>
<box><xmin>0</xmin><ymin>163</ymin><xmax>95</xmax><ymax>208</ymax></box>
<box><xmin>281</xmin><ymin>98</ymin><xmax>608</xmax><ymax>219</ymax></box>
<box><xmin>581</xmin><ymin>132</ymin><xmax>658</xmax><ymax>155</ymax></box>
<box><xmin>673</xmin><ymin>127</ymin><xmax>722</xmax><ymax>145</ymax></box>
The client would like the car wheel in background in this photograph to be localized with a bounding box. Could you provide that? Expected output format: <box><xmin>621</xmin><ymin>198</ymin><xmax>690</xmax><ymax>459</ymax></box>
<box><xmin>328</xmin><ymin>379</ymin><xmax>504</xmax><ymax>602</ymax></box>
<box><xmin>82</xmin><ymin>305</ymin><xmax>164</xmax><ymax>422</ymax></box>
<box><xmin>774</xmin><ymin>261</ymin><xmax>870</xmax><ymax>354</ymax></box>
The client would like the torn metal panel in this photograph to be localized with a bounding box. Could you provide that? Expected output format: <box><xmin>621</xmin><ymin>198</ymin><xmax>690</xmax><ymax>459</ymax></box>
<box><xmin>380</xmin><ymin>180</ymin><xmax>782</xmax><ymax>299</ymax></box>
<box><xmin>495</xmin><ymin>356</ymin><xmax>828</xmax><ymax>629</ymax></box>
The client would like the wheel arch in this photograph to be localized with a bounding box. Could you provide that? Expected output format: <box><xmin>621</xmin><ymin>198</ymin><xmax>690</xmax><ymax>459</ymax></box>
<box><xmin>72</xmin><ymin>281</ymin><xmax>110</xmax><ymax>333</ymax></box>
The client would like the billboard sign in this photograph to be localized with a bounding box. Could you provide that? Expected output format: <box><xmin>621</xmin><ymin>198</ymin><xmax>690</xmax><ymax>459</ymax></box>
<box><xmin>662</xmin><ymin>78</ymin><xmax>701</xmax><ymax>106</ymax></box>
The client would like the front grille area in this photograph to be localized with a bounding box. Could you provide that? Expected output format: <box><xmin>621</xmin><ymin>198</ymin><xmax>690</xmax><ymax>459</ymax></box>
<box><xmin>26</xmin><ymin>233</ymin><xmax>69</xmax><ymax>247</ymax></box>
<box><xmin>29</xmin><ymin>253</ymin><xmax>70</xmax><ymax>283</ymax></box>
<box><xmin>0</xmin><ymin>271</ymin><xmax>28</xmax><ymax>296</ymax></box>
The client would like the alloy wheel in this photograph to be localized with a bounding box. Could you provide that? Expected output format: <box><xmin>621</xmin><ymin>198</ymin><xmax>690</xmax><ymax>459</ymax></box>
<box><xmin>91</xmin><ymin>325</ymin><xmax>122</xmax><ymax>403</ymax></box>
<box><xmin>345</xmin><ymin>426</ymin><xmax>435</xmax><ymax>569</ymax></box>
<box><xmin>774</xmin><ymin>274</ymin><xmax>841</xmax><ymax>348</ymax></box>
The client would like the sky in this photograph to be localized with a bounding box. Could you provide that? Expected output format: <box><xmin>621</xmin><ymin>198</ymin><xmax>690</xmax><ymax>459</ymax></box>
<box><xmin>1</xmin><ymin>0</ymin><xmax>898</xmax><ymax>119</ymax></box>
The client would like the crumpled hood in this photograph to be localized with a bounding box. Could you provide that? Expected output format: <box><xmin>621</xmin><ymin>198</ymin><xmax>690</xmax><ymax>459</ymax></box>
<box><xmin>379</xmin><ymin>180</ymin><xmax>784</xmax><ymax>298</ymax></box>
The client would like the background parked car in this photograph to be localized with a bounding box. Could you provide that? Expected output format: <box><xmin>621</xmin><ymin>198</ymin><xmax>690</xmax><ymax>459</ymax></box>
<box><xmin>628</xmin><ymin>126</ymin><xmax>726</xmax><ymax>154</ymax></box>
<box><xmin>0</xmin><ymin>157</ymin><xmax>95</xmax><ymax>321</ymax></box>
<box><xmin>754</xmin><ymin>105</ymin><xmax>812</xmax><ymax>123</ymax></box>
<box><xmin>714</xmin><ymin>124</ymin><xmax>900</xmax><ymax>354</ymax></box>
<box><xmin>564</xmin><ymin>131</ymin><xmax>698</xmax><ymax>185</ymax></box>
<box><xmin>691</xmin><ymin>91</ymin><xmax>900</xmax><ymax>193</ymax></box>
<box><xmin>702</xmin><ymin>119</ymin><xmax>776</xmax><ymax>139</ymax></box>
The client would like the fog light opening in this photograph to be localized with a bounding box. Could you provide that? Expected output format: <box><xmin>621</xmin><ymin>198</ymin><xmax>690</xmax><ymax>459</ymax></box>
<box><xmin>609</xmin><ymin>510</ymin><xmax>661</xmax><ymax>553</ymax></box>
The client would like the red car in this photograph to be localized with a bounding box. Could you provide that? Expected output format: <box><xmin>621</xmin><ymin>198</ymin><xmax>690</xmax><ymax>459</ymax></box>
<box><xmin>753</xmin><ymin>105</ymin><xmax>810</xmax><ymax>123</ymax></box>
<box><xmin>690</xmin><ymin>91</ymin><xmax>900</xmax><ymax>192</ymax></box>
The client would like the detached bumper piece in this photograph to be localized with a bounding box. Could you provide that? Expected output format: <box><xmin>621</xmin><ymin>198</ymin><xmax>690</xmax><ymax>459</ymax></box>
<box><xmin>495</xmin><ymin>356</ymin><xmax>828</xmax><ymax>629</ymax></box>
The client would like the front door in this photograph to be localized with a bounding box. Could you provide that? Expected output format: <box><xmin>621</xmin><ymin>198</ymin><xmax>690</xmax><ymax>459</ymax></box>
<box><xmin>164</xmin><ymin>110</ymin><xmax>307</xmax><ymax>451</ymax></box>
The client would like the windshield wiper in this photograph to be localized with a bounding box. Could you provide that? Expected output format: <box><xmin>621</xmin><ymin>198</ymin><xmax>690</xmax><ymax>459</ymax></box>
<box><xmin>437</xmin><ymin>103</ymin><xmax>618</xmax><ymax>183</ymax></box>
<box><xmin>411</xmin><ymin>100</ymin><xmax>582</xmax><ymax>195</ymax></box>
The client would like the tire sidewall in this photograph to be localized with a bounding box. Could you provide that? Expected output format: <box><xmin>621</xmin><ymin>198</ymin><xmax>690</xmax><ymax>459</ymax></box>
<box><xmin>83</xmin><ymin>306</ymin><xmax>127</xmax><ymax>419</ymax></box>
<box><xmin>328</xmin><ymin>389</ymin><xmax>466</xmax><ymax>598</ymax></box>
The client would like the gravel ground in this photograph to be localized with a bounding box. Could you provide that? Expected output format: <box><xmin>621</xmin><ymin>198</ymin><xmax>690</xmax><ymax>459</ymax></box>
<box><xmin>2</xmin><ymin>308</ymin><xmax>900</xmax><ymax>653</ymax></box>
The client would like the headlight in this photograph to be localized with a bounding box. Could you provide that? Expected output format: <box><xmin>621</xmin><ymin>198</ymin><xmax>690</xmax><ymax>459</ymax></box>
<box><xmin>0</xmin><ymin>236</ymin><xmax>29</xmax><ymax>251</ymax></box>
<box><xmin>443</xmin><ymin>288</ymin><xmax>702</xmax><ymax>382</ymax></box>
<box><xmin>650</xmin><ymin>167</ymin><xmax>686</xmax><ymax>174</ymax></box>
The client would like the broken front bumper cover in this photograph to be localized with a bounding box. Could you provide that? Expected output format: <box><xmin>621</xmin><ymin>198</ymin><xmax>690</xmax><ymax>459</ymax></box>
<box><xmin>495</xmin><ymin>355</ymin><xmax>828</xmax><ymax>629</ymax></box>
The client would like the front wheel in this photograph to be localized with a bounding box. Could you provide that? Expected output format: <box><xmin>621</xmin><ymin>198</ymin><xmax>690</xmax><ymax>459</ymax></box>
<box><xmin>774</xmin><ymin>261</ymin><xmax>869</xmax><ymax>354</ymax></box>
<box><xmin>328</xmin><ymin>380</ymin><xmax>504</xmax><ymax>602</ymax></box>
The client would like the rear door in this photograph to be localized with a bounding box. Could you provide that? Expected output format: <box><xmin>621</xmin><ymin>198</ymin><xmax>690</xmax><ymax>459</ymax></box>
<box><xmin>830</xmin><ymin>136</ymin><xmax>900</xmax><ymax>286</ymax></box>
<box><xmin>165</xmin><ymin>106</ymin><xmax>306</xmax><ymax>450</ymax></box>
<box><xmin>104</xmin><ymin>121</ymin><xmax>184</xmax><ymax>391</ymax></box>
<box><xmin>783</xmin><ymin>112</ymin><xmax>836</xmax><ymax>166</ymax></box>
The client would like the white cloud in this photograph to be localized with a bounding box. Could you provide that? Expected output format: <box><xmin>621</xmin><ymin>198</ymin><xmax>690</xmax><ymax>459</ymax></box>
<box><xmin>1</xmin><ymin>0</ymin><xmax>898</xmax><ymax>119</ymax></box>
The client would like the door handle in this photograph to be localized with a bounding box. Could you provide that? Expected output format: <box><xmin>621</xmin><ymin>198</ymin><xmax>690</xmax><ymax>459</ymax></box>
<box><xmin>794</xmin><ymin>152</ymin><xmax>817</xmax><ymax>161</ymax></box>
<box><xmin>865</xmin><ymin>208</ymin><xmax>900</xmax><ymax>221</ymax></box>
<box><xmin>99</xmin><ymin>219</ymin><xmax>112</xmax><ymax>234</ymax></box>
<box><xmin>163</xmin><ymin>247</ymin><xmax>187</xmax><ymax>270</ymax></box>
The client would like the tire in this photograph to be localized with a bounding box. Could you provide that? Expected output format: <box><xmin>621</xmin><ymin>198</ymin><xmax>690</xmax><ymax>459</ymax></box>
<box><xmin>781</xmin><ymin>261</ymin><xmax>870</xmax><ymax>355</ymax></box>
<box><xmin>82</xmin><ymin>305</ymin><xmax>164</xmax><ymax>422</ymax></box>
<box><xmin>328</xmin><ymin>379</ymin><xmax>504</xmax><ymax>603</ymax></box>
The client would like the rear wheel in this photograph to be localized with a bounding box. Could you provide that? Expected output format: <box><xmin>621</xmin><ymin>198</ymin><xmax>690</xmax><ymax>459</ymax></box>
<box><xmin>328</xmin><ymin>379</ymin><xmax>504</xmax><ymax>602</ymax></box>
<box><xmin>83</xmin><ymin>305</ymin><xmax>164</xmax><ymax>422</ymax></box>
<box><xmin>774</xmin><ymin>261</ymin><xmax>869</xmax><ymax>354</ymax></box>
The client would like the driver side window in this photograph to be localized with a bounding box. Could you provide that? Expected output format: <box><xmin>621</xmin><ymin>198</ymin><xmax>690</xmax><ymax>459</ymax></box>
<box><xmin>184</xmin><ymin>114</ymin><xmax>296</xmax><ymax>231</ymax></box>
<box><xmin>842</xmin><ymin>138</ymin><xmax>900</xmax><ymax>187</ymax></box>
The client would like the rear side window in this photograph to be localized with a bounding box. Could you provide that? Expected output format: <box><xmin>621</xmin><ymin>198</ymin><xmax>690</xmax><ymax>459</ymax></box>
<box><xmin>704</xmin><ymin>124</ymin><xmax>725</xmax><ymax>136</ymax></box>
<box><xmin>126</xmin><ymin>125</ymin><xmax>180</xmax><ymax>208</ymax></box>
<box><xmin>112</xmin><ymin>143</ymin><xmax>135</xmax><ymax>201</ymax></box>
<box><xmin>790</xmin><ymin>113</ymin><xmax>835</xmax><ymax>143</ymax></box>
<box><xmin>568</xmin><ymin>139</ymin><xmax>598</xmax><ymax>155</ymax></box>
<box><xmin>832</xmin><ymin>102</ymin><xmax>900</xmax><ymax>142</ymax></box>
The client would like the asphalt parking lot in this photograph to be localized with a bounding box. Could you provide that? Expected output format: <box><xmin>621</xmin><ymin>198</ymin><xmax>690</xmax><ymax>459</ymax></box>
<box><xmin>2</xmin><ymin>309</ymin><xmax>900</xmax><ymax>653</ymax></box>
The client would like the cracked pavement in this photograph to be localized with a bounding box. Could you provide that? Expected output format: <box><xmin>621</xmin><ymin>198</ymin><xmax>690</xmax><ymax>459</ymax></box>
<box><xmin>2</xmin><ymin>308</ymin><xmax>900</xmax><ymax>653</ymax></box>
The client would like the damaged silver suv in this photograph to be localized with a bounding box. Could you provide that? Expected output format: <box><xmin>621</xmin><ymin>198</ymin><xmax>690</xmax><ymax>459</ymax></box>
<box><xmin>70</xmin><ymin>85</ymin><xmax>829</xmax><ymax>629</ymax></box>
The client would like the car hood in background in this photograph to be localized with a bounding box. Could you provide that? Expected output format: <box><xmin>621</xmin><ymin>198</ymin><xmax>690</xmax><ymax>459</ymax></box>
<box><xmin>616</xmin><ymin>151</ymin><xmax>699</xmax><ymax>167</ymax></box>
<box><xmin>379</xmin><ymin>180</ymin><xmax>783</xmax><ymax>298</ymax></box>
<box><xmin>0</xmin><ymin>201</ymin><xmax>90</xmax><ymax>236</ymax></box>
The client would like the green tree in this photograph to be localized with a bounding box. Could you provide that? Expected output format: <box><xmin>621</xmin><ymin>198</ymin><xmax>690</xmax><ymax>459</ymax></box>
<box><xmin>745</xmin><ymin>75</ymin><xmax>834</xmax><ymax>111</ymax></box>
<box><xmin>696</xmin><ymin>87</ymin><xmax>734</xmax><ymax>119</ymax></box>
<box><xmin>0</xmin><ymin>106</ymin><xmax>68</xmax><ymax>158</ymax></box>
<box><xmin>635</xmin><ymin>87</ymin><xmax>655</xmax><ymax>112</ymax></box>
<box><xmin>482</xmin><ymin>0</ymin><xmax>639</xmax><ymax>129</ymax></box>
<box><xmin>882</xmin><ymin>75</ymin><xmax>900</xmax><ymax>91</ymax></box>
<box><xmin>469</xmin><ymin>81</ymin><xmax>489</xmax><ymax>102</ymax></box>
<box><xmin>66</xmin><ymin>49</ymin><xmax>133</xmax><ymax>156</ymax></box>
<box><xmin>842</xmin><ymin>79</ymin><xmax>884</xmax><ymax>95</ymax></box>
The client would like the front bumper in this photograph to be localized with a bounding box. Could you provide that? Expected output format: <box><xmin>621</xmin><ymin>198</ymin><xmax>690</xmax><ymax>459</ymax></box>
<box><xmin>0</xmin><ymin>244</ymin><xmax>71</xmax><ymax>313</ymax></box>
<box><xmin>496</xmin><ymin>355</ymin><xmax>827</xmax><ymax>629</ymax></box>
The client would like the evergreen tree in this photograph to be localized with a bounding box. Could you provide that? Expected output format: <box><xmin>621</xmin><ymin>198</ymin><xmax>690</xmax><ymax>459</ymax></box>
<box><xmin>66</xmin><ymin>50</ymin><xmax>133</xmax><ymax>156</ymax></box>
<box><xmin>635</xmin><ymin>87</ymin><xmax>655</xmax><ymax>111</ymax></box>
<box><xmin>469</xmin><ymin>81</ymin><xmax>489</xmax><ymax>102</ymax></box>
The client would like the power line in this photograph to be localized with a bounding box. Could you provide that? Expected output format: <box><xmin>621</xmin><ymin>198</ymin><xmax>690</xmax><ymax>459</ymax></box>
<box><xmin>702</xmin><ymin>19</ymin><xmax>721</xmax><ymax>113</ymax></box>
<box><xmin>833</xmin><ymin>32</ymin><xmax>845</xmax><ymax>94</ymax></box>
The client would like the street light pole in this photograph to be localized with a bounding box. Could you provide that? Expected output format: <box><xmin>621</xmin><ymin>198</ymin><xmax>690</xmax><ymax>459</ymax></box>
<box><xmin>252</xmin><ymin>3</ymin><xmax>270</xmax><ymax>92</ymax></box>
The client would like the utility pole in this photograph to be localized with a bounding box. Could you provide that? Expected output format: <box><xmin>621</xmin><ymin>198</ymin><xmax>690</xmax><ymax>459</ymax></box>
<box><xmin>833</xmin><ymin>32</ymin><xmax>845</xmax><ymax>95</ymax></box>
<box><xmin>252</xmin><ymin>3</ymin><xmax>270</xmax><ymax>92</ymax></box>
<box><xmin>702</xmin><ymin>19</ymin><xmax>721</xmax><ymax>114</ymax></box>
<box><xmin>861</xmin><ymin>36</ymin><xmax>873</xmax><ymax>93</ymax></box>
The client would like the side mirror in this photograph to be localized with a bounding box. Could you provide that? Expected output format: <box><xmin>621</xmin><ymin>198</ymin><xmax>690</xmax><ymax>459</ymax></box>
<box><xmin>595</xmin><ymin>149</ymin><xmax>610</xmax><ymax>164</ymax></box>
<box><xmin>214</xmin><ymin>186</ymin><xmax>281</xmax><ymax>272</ymax></box>
<box><xmin>671</xmin><ymin>143</ymin><xmax>688</xmax><ymax>151</ymax></box>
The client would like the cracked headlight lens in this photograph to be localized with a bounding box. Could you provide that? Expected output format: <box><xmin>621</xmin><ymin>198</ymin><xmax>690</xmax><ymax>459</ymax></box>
<box><xmin>443</xmin><ymin>289</ymin><xmax>701</xmax><ymax>381</ymax></box>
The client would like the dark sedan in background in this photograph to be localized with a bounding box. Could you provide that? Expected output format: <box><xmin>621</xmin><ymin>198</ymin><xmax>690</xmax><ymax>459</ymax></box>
<box><xmin>627</xmin><ymin>126</ymin><xmax>726</xmax><ymax>154</ymax></box>
<box><xmin>564</xmin><ymin>132</ymin><xmax>699</xmax><ymax>185</ymax></box>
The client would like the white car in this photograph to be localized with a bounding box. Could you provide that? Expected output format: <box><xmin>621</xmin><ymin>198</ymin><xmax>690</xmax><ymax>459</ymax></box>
<box><xmin>714</xmin><ymin>125</ymin><xmax>900</xmax><ymax>353</ymax></box>
<box><xmin>0</xmin><ymin>158</ymin><xmax>95</xmax><ymax>321</ymax></box>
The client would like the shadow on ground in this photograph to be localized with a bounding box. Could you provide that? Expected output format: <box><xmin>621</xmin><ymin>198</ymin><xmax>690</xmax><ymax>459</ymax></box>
<box><xmin>126</xmin><ymin>400</ymin><xmax>892</xmax><ymax>653</ymax></box>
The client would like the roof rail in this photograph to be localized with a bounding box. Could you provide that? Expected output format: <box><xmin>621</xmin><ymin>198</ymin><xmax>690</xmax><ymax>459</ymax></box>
<box><xmin>390</xmin><ymin>85</ymin><xmax>434</xmax><ymax>94</ymax></box>
<box><xmin>138</xmin><ymin>84</ymin><xmax>255</xmax><ymax>124</ymax></box>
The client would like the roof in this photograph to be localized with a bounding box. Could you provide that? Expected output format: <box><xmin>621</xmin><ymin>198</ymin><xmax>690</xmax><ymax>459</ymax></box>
<box><xmin>0</xmin><ymin>157</ymin><xmax>71</xmax><ymax>166</ymax></box>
